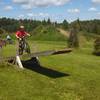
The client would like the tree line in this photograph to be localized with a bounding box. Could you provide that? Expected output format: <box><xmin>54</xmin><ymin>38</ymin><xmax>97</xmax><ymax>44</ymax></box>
<box><xmin>0</xmin><ymin>17</ymin><xmax>100</xmax><ymax>35</ymax></box>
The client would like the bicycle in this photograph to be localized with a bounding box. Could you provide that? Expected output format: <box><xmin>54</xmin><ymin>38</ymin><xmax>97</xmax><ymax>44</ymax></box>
<box><xmin>18</xmin><ymin>37</ymin><xmax>31</xmax><ymax>55</ymax></box>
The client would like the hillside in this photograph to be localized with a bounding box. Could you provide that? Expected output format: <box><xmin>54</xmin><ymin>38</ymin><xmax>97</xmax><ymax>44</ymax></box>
<box><xmin>30</xmin><ymin>25</ymin><xmax>67</xmax><ymax>41</ymax></box>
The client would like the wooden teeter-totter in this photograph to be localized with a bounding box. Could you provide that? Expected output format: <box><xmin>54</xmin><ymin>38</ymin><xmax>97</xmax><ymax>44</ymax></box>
<box><xmin>0</xmin><ymin>48</ymin><xmax>72</xmax><ymax>69</ymax></box>
<box><xmin>22</xmin><ymin>48</ymin><xmax>72</xmax><ymax>58</ymax></box>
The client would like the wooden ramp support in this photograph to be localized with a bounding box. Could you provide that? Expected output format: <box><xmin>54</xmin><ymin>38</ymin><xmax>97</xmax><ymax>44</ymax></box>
<box><xmin>16</xmin><ymin>55</ymin><xmax>24</xmax><ymax>69</ymax></box>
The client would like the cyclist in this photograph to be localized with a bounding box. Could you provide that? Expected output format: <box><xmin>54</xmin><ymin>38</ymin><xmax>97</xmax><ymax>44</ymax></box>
<box><xmin>6</xmin><ymin>35</ymin><xmax>12</xmax><ymax>44</ymax></box>
<box><xmin>16</xmin><ymin>25</ymin><xmax>31</xmax><ymax>55</ymax></box>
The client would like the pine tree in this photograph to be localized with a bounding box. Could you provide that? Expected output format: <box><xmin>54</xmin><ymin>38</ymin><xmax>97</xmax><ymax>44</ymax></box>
<box><xmin>42</xmin><ymin>19</ymin><xmax>47</xmax><ymax>25</ymax></box>
<box><xmin>77</xmin><ymin>18</ymin><xmax>82</xmax><ymax>31</ymax></box>
<box><xmin>62</xmin><ymin>19</ymin><xmax>69</xmax><ymax>30</ymax></box>
<box><xmin>68</xmin><ymin>27</ymin><xmax>79</xmax><ymax>48</ymax></box>
<box><xmin>47</xmin><ymin>18</ymin><xmax>51</xmax><ymax>24</ymax></box>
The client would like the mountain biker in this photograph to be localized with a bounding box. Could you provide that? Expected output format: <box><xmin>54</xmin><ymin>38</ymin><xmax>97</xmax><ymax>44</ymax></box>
<box><xmin>6</xmin><ymin>35</ymin><xmax>12</xmax><ymax>44</ymax></box>
<box><xmin>16</xmin><ymin>25</ymin><xmax>31</xmax><ymax>55</ymax></box>
<box><xmin>16</xmin><ymin>25</ymin><xmax>30</xmax><ymax>39</ymax></box>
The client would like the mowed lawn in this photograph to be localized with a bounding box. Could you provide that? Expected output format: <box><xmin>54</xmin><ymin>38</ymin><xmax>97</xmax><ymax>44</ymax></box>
<box><xmin>0</xmin><ymin>40</ymin><xmax>100</xmax><ymax>100</ymax></box>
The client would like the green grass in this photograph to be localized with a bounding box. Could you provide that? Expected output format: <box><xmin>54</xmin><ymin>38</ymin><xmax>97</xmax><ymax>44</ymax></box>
<box><xmin>0</xmin><ymin>40</ymin><xmax>100</xmax><ymax>100</ymax></box>
<box><xmin>31</xmin><ymin>25</ymin><xmax>67</xmax><ymax>41</ymax></box>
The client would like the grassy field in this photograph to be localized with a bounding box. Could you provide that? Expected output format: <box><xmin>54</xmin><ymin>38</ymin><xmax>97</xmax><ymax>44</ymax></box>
<box><xmin>0</xmin><ymin>40</ymin><xmax>100</xmax><ymax>100</ymax></box>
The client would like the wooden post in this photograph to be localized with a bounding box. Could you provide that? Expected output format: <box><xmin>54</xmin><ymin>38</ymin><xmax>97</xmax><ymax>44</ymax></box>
<box><xmin>16</xmin><ymin>55</ymin><xmax>24</xmax><ymax>69</ymax></box>
<box><xmin>16</xmin><ymin>39</ymin><xmax>24</xmax><ymax>69</ymax></box>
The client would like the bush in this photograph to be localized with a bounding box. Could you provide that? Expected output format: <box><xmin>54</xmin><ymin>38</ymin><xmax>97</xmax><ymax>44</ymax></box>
<box><xmin>93</xmin><ymin>37</ymin><xmax>100</xmax><ymax>56</ymax></box>
<box><xmin>0</xmin><ymin>28</ymin><xmax>5</xmax><ymax>34</ymax></box>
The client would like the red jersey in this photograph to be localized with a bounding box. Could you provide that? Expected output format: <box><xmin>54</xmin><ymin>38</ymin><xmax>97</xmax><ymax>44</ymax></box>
<box><xmin>16</xmin><ymin>30</ymin><xmax>27</xmax><ymax>38</ymax></box>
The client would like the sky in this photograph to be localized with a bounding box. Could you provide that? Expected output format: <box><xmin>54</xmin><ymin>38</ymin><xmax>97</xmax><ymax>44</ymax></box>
<box><xmin>0</xmin><ymin>0</ymin><xmax>100</xmax><ymax>22</ymax></box>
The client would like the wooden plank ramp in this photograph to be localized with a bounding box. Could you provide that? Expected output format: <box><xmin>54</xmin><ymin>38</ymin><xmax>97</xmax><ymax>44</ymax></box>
<box><xmin>0</xmin><ymin>48</ymin><xmax>72</xmax><ymax>69</ymax></box>
<box><xmin>22</xmin><ymin>48</ymin><xmax>72</xmax><ymax>58</ymax></box>
<box><xmin>0</xmin><ymin>48</ymin><xmax>72</xmax><ymax>62</ymax></box>
<box><xmin>0</xmin><ymin>48</ymin><xmax>72</xmax><ymax>61</ymax></box>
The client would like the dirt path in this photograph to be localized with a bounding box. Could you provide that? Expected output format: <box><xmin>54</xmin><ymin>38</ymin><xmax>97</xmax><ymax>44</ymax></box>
<box><xmin>57</xmin><ymin>28</ymin><xmax>69</xmax><ymax>37</ymax></box>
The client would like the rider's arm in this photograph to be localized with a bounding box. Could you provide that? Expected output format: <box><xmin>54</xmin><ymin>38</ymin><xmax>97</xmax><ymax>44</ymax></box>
<box><xmin>16</xmin><ymin>34</ymin><xmax>22</xmax><ymax>41</ymax></box>
<box><xmin>16</xmin><ymin>34</ymin><xmax>19</xmax><ymax>39</ymax></box>
<box><xmin>25</xmin><ymin>32</ymin><xmax>30</xmax><ymax>37</ymax></box>
<box><xmin>16</xmin><ymin>31</ymin><xmax>21</xmax><ymax>39</ymax></box>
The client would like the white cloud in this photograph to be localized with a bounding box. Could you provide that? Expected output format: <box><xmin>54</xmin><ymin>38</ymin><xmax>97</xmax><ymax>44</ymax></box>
<box><xmin>27</xmin><ymin>12</ymin><xmax>49</xmax><ymax>18</ymax></box>
<box><xmin>18</xmin><ymin>14</ymin><xmax>24</xmax><ymax>19</ymax></box>
<box><xmin>27</xmin><ymin>13</ymin><xmax>34</xmax><ymax>17</ymax></box>
<box><xmin>92</xmin><ymin>0</ymin><xmax>100</xmax><ymax>4</ymax></box>
<box><xmin>12</xmin><ymin>0</ymin><xmax>70</xmax><ymax>8</ymax></box>
<box><xmin>4</xmin><ymin>6</ymin><xmax>13</xmax><ymax>11</ymax></box>
<box><xmin>21</xmin><ymin>4</ymin><xmax>32</xmax><ymax>10</ymax></box>
<box><xmin>88</xmin><ymin>7</ymin><xmax>97</xmax><ymax>11</ymax></box>
<box><xmin>67</xmin><ymin>8</ymin><xmax>80</xmax><ymax>13</ymax></box>
<box><xmin>97</xmin><ymin>12</ymin><xmax>100</xmax><ymax>14</ymax></box>
<box><xmin>13</xmin><ymin>0</ymin><xmax>28</xmax><ymax>4</ymax></box>
<box><xmin>39</xmin><ymin>13</ymin><xmax>49</xmax><ymax>17</ymax></box>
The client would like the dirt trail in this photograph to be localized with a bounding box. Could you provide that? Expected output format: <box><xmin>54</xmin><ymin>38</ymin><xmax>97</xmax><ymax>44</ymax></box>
<box><xmin>57</xmin><ymin>28</ymin><xmax>70</xmax><ymax>37</ymax></box>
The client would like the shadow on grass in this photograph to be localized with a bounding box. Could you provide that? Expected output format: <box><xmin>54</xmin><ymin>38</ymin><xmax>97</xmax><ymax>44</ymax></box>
<box><xmin>22</xmin><ymin>57</ymin><xmax>69</xmax><ymax>78</ymax></box>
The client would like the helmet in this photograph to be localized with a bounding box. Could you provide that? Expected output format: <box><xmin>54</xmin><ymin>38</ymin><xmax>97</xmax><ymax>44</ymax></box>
<box><xmin>20</xmin><ymin>25</ymin><xmax>24</xmax><ymax>29</ymax></box>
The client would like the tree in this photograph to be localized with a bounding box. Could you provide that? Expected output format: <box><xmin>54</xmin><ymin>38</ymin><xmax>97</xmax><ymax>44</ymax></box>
<box><xmin>62</xmin><ymin>19</ymin><xmax>69</xmax><ymax>30</ymax></box>
<box><xmin>93</xmin><ymin>37</ymin><xmax>100</xmax><ymax>56</ymax></box>
<box><xmin>68</xmin><ymin>27</ymin><xmax>79</xmax><ymax>48</ymax></box>
<box><xmin>42</xmin><ymin>19</ymin><xmax>47</xmax><ymax>25</ymax></box>
<box><xmin>47</xmin><ymin>18</ymin><xmax>51</xmax><ymax>24</ymax></box>
<box><xmin>77</xmin><ymin>18</ymin><xmax>82</xmax><ymax>31</ymax></box>
<box><xmin>71</xmin><ymin>18</ymin><xmax>81</xmax><ymax>31</ymax></box>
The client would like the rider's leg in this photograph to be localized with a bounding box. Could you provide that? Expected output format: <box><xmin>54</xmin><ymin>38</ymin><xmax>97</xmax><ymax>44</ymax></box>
<box><xmin>25</xmin><ymin>41</ymin><xmax>31</xmax><ymax>54</ymax></box>
<box><xmin>18</xmin><ymin>39</ymin><xmax>23</xmax><ymax>55</ymax></box>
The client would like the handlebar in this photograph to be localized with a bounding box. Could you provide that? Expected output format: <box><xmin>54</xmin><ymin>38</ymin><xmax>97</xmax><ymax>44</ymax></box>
<box><xmin>17</xmin><ymin>34</ymin><xmax>31</xmax><ymax>40</ymax></box>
